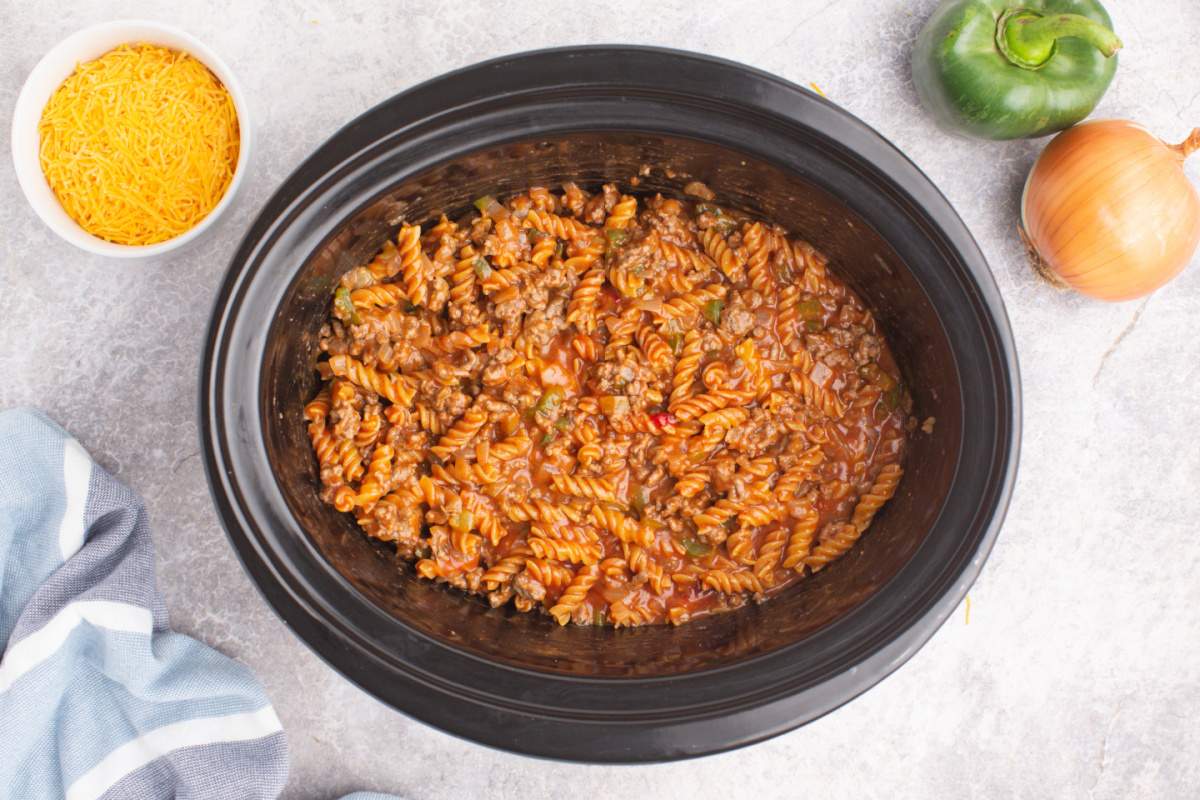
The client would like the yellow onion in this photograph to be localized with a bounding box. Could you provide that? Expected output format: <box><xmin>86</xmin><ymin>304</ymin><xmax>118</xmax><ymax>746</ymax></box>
<box><xmin>1021</xmin><ymin>120</ymin><xmax>1200</xmax><ymax>301</ymax></box>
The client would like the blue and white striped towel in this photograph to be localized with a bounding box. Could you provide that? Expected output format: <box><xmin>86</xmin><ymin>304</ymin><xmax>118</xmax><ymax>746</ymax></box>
<box><xmin>0</xmin><ymin>409</ymin><xmax>288</xmax><ymax>799</ymax></box>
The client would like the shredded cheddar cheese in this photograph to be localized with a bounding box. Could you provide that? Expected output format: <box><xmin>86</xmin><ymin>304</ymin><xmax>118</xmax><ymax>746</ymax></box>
<box><xmin>38</xmin><ymin>44</ymin><xmax>240</xmax><ymax>246</ymax></box>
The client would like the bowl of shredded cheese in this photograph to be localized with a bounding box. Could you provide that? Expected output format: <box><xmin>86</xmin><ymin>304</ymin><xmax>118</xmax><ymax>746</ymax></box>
<box><xmin>11</xmin><ymin>20</ymin><xmax>250</xmax><ymax>257</ymax></box>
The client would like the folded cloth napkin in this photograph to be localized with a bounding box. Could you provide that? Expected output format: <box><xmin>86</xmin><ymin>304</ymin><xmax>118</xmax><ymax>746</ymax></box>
<box><xmin>0</xmin><ymin>409</ymin><xmax>287</xmax><ymax>800</ymax></box>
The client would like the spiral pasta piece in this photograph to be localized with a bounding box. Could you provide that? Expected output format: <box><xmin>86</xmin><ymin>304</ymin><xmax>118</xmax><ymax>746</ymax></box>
<box><xmin>605</xmin><ymin>195</ymin><xmax>637</xmax><ymax>230</ymax></box>
<box><xmin>590</xmin><ymin>504</ymin><xmax>652</xmax><ymax>547</ymax></box>
<box><xmin>529</xmin><ymin>521</ymin><xmax>599</xmax><ymax>544</ymax></box>
<box><xmin>528</xmin><ymin>186</ymin><xmax>556</xmax><ymax>211</ymax></box>
<box><xmin>354</xmin><ymin>444</ymin><xmax>393</xmax><ymax>508</ymax></box>
<box><xmin>674</xmin><ymin>467</ymin><xmax>709</xmax><ymax>498</ymax></box>
<box><xmin>610</xmin><ymin>411</ymin><xmax>675</xmax><ymax>436</ymax></box>
<box><xmin>738</xmin><ymin>457</ymin><xmax>778</xmax><ymax>480</ymax></box>
<box><xmin>777</xmin><ymin>283</ymin><xmax>801</xmax><ymax>352</ymax></box>
<box><xmin>414</xmin><ymin>404</ymin><xmax>442</xmax><ymax>435</ymax></box>
<box><xmin>701</xmin><ymin>361</ymin><xmax>730</xmax><ymax>390</ymax></box>
<box><xmin>775</xmin><ymin>446</ymin><xmax>825</xmax><ymax>500</ymax></box>
<box><xmin>698</xmin><ymin>407</ymin><xmax>749</xmax><ymax>429</ymax></box>
<box><xmin>598</xmin><ymin>557</ymin><xmax>630</xmax><ymax>582</ymax></box>
<box><xmin>701</xmin><ymin>228</ymin><xmax>745</xmax><ymax>282</ymax></box>
<box><xmin>522</xmin><ymin>558</ymin><xmax>575</xmax><ymax>591</ymax></box>
<box><xmin>743</xmin><ymin>222</ymin><xmax>774</xmax><ymax>296</ymax></box>
<box><xmin>328</xmin><ymin>355</ymin><xmax>415</xmax><ymax>408</ymax></box>
<box><xmin>804</xmin><ymin>522</ymin><xmax>860</xmax><ymax>573</ymax></box>
<box><xmin>576</xmin><ymin>442</ymin><xmax>603</xmax><ymax>468</ymax></box>
<box><xmin>850</xmin><ymin>463</ymin><xmax>903</xmax><ymax>532</ymax></box>
<box><xmin>435</xmin><ymin>324</ymin><xmax>491</xmax><ymax>352</ymax></box>
<box><xmin>430</xmin><ymin>406</ymin><xmax>489</xmax><ymax>460</ymax></box>
<box><xmin>549</xmin><ymin>564</ymin><xmax>600</xmax><ymax>625</ymax></box>
<box><xmin>671</xmin><ymin>390</ymin><xmax>743</xmax><ymax>422</ymax></box>
<box><xmin>481</xmin><ymin>546</ymin><xmax>531</xmax><ymax>590</ymax></box>
<box><xmin>491</xmin><ymin>431</ymin><xmax>531</xmax><ymax>461</ymax></box>
<box><xmin>669</xmin><ymin>330</ymin><xmax>704</xmax><ymax>409</ymax></box>
<box><xmin>797</xmin><ymin>240</ymin><xmax>830</xmax><ymax>295</ymax></box>
<box><xmin>530</xmin><ymin>235</ymin><xmax>557</xmax><ymax>268</ymax></box>
<box><xmin>571</xmin><ymin>333</ymin><xmax>599</xmax><ymax>361</ymax></box>
<box><xmin>692</xmin><ymin>497</ymin><xmax>739</xmax><ymax>530</ymax></box>
<box><xmin>354</xmin><ymin>407</ymin><xmax>382</xmax><ymax>449</ymax></box>
<box><xmin>482</xmin><ymin>260</ymin><xmax>535</xmax><ymax>294</ymax></box>
<box><xmin>562</xmin><ymin>233</ymin><xmax>604</xmax><ymax>274</ymax></box>
<box><xmin>475</xmin><ymin>506</ymin><xmax>506</xmax><ymax>546</ymax></box>
<box><xmin>636</xmin><ymin>325</ymin><xmax>674</xmax><ymax>374</ymax></box>
<box><xmin>523</xmin><ymin>208</ymin><xmax>594</xmax><ymax>241</ymax></box>
<box><xmin>754</xmin><ymin>526</ymin><xmax>787</xmax><ymax>586</ymax></box>
<box><xmin>735</xmin><ymin>338</ymin><xmax>772</xmax><ymax>400</ymax></box>
<box><xmin>350</xmin><ymin>282</ymin><xmax>408</xmax><ymax>310</ymax></box>
<box><xmin>308</xmin><ymin>428</ymin><xmax>337</xmax><ymax>474</ymax></box>
<box><xmin>726</xmin><ymin>526</ymin><xmax>756</xmax><ymax>565</ymax></box>
<box><xmin>604</xmin><ymin>305</ymin><xmax>642</xmax><ymax>358</ymax></box>
<box><xmin>329</xmin><ymin>485</ymin><xmax>356</xmax><ymax>513</ymax></box>
<box><xmin>740</xmin><ymin>500</ymin><xmax>783</xmax><ymax>529</ymax></box>
<box><xmin>425</xmin><ymin>213</ymin><xmax>457</xmax><ymax>244</ymax></box>
<box><xmin>609</xmin><ymin>267</ymin><xmax>645</xmax><ymax>299</ymax></box>
<box><xmin>552</xmin><ymin>473</ymin><xmax>618</xmax><ymax>503</ymax></box>
<box><xmin>395</xmin><ymin>224</ymin><xmax>427</xmax><ymax>307</ymax></box>
<box><xmin>431</xmin><ymin>456</ymin><xmax>501</xmax><ymax>486</ymax></box>
<box><xmin>331</xmin><ymin>439</ymin><xmax>364</xmax><ymax>483</ymax></box>
<box><xmin>702</xmin><ymin>569</ymin><xmax>763</xmax><ymax>595</ymax></box>
<box><xmin>659</xmin><ymin>283</ymin><xmax>728</xmax><ymax>322</ymax></box>
<box><xmin>450</xmin><ymin>528</ymin><xmax>482</xmax><ymax>558</ymax></box>
<box><xmin>530</xmin><ymin>537</ymin><xmax>602</xmax><ymax>565</ymax></box>
<box><xmin>625</xmin><ymin>544</ymin><xmax>669</xmax><ymax>594</ymax></box>
<box><xmin>450</xmin><ymin>245</ymin><xmax>479</xmax><ymax>309</ymax></box>
<box><xmin>609</xmin><ymin>599</ymin><xmax>656</xmax><ymax>628</ymax></box>
<box><xmin>304</xmin><ymin>388</ymin><xmax>330</xmax><ymax>424</ymax></box>
<box><xmin>504</xmin><ymin>498</ymin><xmax>563</xmax><ymax>525</ymax></box>
<box><xmin>364</xmin><ymin>240</ymin><xmax>401</xmax><ymax>282</ymax></box>
<box><xmin>653</xmin><ymin>233</ymin><xmax>717</xmax><ymax>274</ymax></box>
<box><xmin>566</xmin><ymin>265</ymin><xmax>605</xmax><ymax>334</ymax></box>
<box><xmin>416</xmin><ymin>475</ymin><xmax>447</xmax><ymax>509</ymax></box>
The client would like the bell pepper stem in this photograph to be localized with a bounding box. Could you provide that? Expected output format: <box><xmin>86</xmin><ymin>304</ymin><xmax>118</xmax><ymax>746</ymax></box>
<box><xmin>1170</xmin><ymin>128</ymin><xmax>1200</xmax><ymax>161</ymax></box>
<box><xmin>996</xmin><ymin>9</ymin><xmax>1122</xmax><ymax>70</ymax></box>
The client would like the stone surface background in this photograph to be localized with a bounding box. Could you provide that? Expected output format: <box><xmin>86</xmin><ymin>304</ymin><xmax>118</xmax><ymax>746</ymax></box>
<box><xmin>3</xmin><ymin>1</ymin><xmax>1198</xmax><ymax>797</ymax></box>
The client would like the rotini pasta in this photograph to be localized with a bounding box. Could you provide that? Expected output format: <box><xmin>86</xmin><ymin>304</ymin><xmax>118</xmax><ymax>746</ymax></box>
<box><xmin>804</xmin><ymin>522</ymin><xmax>860</xmax><ymax>573</ymax></box>
<box><xmin>549</xmin><ymin>564</ymin><xmax>600</xmax><ymax>625</ymax></box>
<box><xmin>530</xmin><ymin>537</ymin><xmax>602</xmax><ymax>565</ymax></box>
<box><xmin>307</xmin><ymin>182</ymin><xmax>912</xmax><ymax>627</ymax></box>
<box><xmin>430</xmin><ymin>406</ymin><xmax>489</xmax><ymax>460</ymax></box>
<box><xmin>701</xmin><ymin>228</ymin><xmax>745</xmax><ymax>283</ymax></box>
<box><xmin>850</xmin><ymin>463</ymin><xmax>903</xmax><ymax>532</ymax></box>
<box><xmin>350</xmin><ymin>282</ymin><xmax>408</xmax><ymax>310</ymax></box>
<box><xmin>524</xmin><ymin>208</ymin><xmax>594</xmax><ymax>241</ymax></box>
<box><xmin>396</xmin><ymin>224</ymin><xmax>427</xmax><ymax>307</ymax></box>
<box><xmin>605</xmin><ymin>195</ymin><xmax>637</xmax><ymax>230</ymax></box>
<box><xmin>754</xmin><ymin>526</ymin><xmax>787</xmax><ymax>586</ymax></box>
<box><xmin>327</xmin><ymin>355</ymin><xmax>415</xmax><ymax>407</ymax></box>
<box><xmin>669</xmin><ymin>330</ymin><xmax>704</xmax><ymax>409</ymax></box>
<box><xmin>566</xmin><ymin>265</ymin><xmax>605</xmax><ymax>334</ymax></box>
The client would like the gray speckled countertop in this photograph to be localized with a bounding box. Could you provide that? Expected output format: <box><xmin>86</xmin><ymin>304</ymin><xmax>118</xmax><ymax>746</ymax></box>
<box><xmin>3</xmin><ymin>1</ymin><xmax>1199</xmax><ymax>797</ymax></box>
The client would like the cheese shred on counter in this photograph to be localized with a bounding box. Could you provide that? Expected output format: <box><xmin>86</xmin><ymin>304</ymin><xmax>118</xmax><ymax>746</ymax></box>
<box><xmin>38</xmin><ymin>44</ymin><xmax>240</xmax><ymax>246</ymax></box>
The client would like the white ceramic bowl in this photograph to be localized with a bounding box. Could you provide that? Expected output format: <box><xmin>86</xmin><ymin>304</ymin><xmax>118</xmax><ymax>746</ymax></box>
<box><xmin>11</xmin><ymin>20</ymin><xmax>251</xmax><ymax>258</ymax></box>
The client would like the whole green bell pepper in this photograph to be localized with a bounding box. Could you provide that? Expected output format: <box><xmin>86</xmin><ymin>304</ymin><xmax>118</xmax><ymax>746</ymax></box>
<box><xmin>912</xmin><ymin>0</ymin><xmax>1121</xmax><ymax>140</ymax></box>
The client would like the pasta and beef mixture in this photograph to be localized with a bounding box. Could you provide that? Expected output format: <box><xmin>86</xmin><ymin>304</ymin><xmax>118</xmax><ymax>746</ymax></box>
<box><xmin>305</xmin><ymin>182</ymin><xmax>913</xmax><ymax>627</ymax></box>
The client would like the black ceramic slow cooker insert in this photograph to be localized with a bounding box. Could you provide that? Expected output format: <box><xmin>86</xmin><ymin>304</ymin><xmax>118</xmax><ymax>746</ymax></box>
<box><xmin>201</xmin><ymin>46</ymin><xmax>1020</xmax><ymax>762</ymax></box>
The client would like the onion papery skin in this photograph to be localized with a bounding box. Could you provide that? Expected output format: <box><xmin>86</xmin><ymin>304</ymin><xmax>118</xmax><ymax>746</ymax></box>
<box><xmin>1021</xmin><ymin>120</ymin><xmax>1200</xmax><ymax>301</ymax></box>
